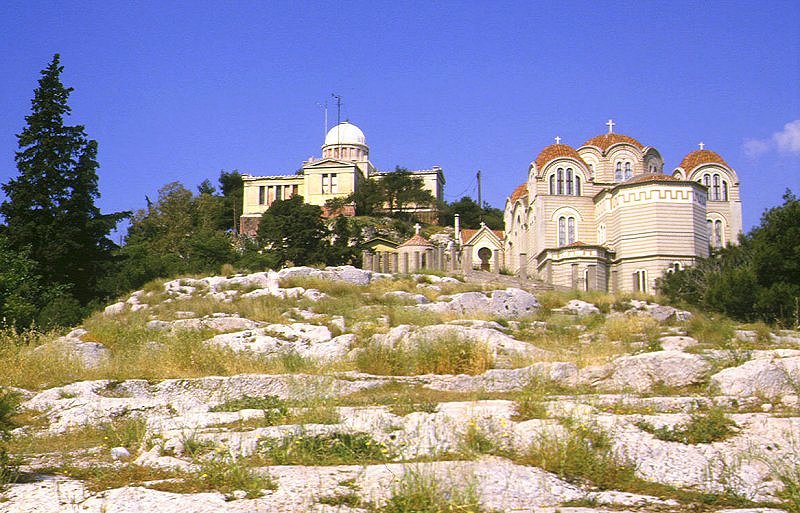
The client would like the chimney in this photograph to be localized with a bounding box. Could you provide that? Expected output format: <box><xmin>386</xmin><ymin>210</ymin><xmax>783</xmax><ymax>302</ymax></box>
<box><xmin>454</xmin><ymin>214</ymin><xmax>461</xmax><ymax>245</ymax></box>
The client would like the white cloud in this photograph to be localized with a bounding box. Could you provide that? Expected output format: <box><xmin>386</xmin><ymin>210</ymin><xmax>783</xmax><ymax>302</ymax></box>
<box><xmin>773</xmin><ymin>119</ymin><xmax>800</xmax><ymax>154</ymax></box>
<box><xmin>743</xmin><ymin>119</ymin><xmax>800</xmax><ymax>158</ymax></box>
<box><xmin>743</xmin><ymin>138</ymin><xmax>770</xmax><ymax>157</ymax></box>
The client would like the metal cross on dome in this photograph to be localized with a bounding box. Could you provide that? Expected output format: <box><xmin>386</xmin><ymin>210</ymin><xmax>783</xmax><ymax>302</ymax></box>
<box><xmin>606</xmin><ymin>119</ymin><xmax>615</xmax><ymax>133</ymax></box>
<box><xmin>414</xmin><ymin>223</ymin><xmax>421</xmax><ymax>235</ymax></box>
<box><xmin>554</xmin><ymin>136</ymin><xmax>561</xmax><ymax>144</ymax></box>
<box><xmin>699</xmin><ymin>142</ymin><xmax>705</xmax><ymax>150</ymax></box>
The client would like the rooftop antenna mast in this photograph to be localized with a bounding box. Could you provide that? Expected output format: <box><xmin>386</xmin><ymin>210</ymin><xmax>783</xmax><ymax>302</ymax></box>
<box><xmin>316</xmin><ymin>100</ymin><xmax>328</xmax><ymax>137</ymax></box>
<box><xmin>331</xmin><ymin>93</ymin><xmax>343</xmax><ymax>145</ymax></box>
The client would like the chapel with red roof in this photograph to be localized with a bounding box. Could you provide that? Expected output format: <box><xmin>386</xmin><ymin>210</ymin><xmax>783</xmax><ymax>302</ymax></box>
<box><xmin>503</xmin><ymin>120</ymin><xmax>742</xmax><ymax>293</ymax></box>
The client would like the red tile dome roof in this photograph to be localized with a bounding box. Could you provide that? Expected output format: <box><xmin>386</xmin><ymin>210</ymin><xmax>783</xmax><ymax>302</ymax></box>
<box><xmin>509</xmin><ymin>183</ymin><xmax>528</xmax><ymax>202</ymax></box>
<box><xmin>399</xmin><ymin>234</ymin><xmax>433</xmax><ymax>248</ymax></box>
<box><xmin>678</xmin><ymin>149</ymin><xmax>728</xmax><ymax>171</ymax></box>
<box><xmin>624</xmin><ymin>173</ymin><xmax>680</xmax><ymax>184</ymax></box>
<box><xmin>534</xmin><ymin>144</ymin><xmax>587</xmax><ymax>170</ymax></box>
<box><xmin>582</xmin><ymin>133</ymin><xmax>644</xmax><ymax>152</ymax></box>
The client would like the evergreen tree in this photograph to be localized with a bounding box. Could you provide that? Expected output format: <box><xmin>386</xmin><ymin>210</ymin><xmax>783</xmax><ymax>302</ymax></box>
<box><xmin>256</xmin><ymin>196</ymin><xmax>329</xmax><ymax>266</ymax></box>
<box><xmin>0</xmin><ymin>54</ymin><xmax>126</xmax><ymax>306</ymax></box>
<box><xmin>218</xmin><ymin>170</ymin><xmax>243</xmax><ymax>233</ymax></box>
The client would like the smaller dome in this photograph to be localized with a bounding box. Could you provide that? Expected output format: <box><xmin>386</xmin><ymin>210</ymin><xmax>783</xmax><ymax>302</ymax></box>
<box><xmin>324</xmin><ymin>122</ymin><xmax>366</xmax><ymax>146</ymax></box>
<box><xmin>399</xmin><ymin>234</ymin><xmax>433</xmax><ymax>248</ymax></box>
<box><xmin>679</xmin><ymin>149</ymin><xmax>728</xmax><ymax>172</ymax></box>
<box><xmin>582</xmin><ymin>133</ymin><xmax>644</xmax><ymax>152</ymax></box>
<box><xmin>510</xmin><ymin>183</ymin><xmax>528</xmax><ymax>203</ymax></box>
<box><xmin>534</xmin><ymin>144</ymin><xmax>587</xmax><ymax>170</ymax></box>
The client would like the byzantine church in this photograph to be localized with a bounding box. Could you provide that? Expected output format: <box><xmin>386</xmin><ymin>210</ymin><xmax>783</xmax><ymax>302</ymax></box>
<box><xmin>503</xmin><ymin>121</ymin><xmax>742</xmax><ymax>293</ymax></box>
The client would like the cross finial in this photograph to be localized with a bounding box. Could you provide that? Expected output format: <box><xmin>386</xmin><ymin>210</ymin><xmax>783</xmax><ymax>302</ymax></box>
<box><xmin>606</xmin><ymin>119</ymin><xmax>615</xmax><ymax>133</ymax></box>
<box><xmin>554</xmin><ymin>136</ymin><xmax>561</xmax><ymax>145</ymax></box>
<box><xmin>414</xmin><ymin>223</ymin><xmax>421</xmax><ymax>235</ymax></box>
<box><xmin>698</xmin><ymin>142</ymin><xmax>705</xmax><ymax>150</ymax></box>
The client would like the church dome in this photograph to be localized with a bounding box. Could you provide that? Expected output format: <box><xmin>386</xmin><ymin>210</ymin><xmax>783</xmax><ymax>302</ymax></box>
<box><xmin>581</xmin><ymin>133</ymin><xmax>644</xmax><ymax>152</ymax></box>
<box><xmin>679</xmin><ymin>149</ymin><xmax>728</xmax><ymax>171</ymax></box>
<box><xmin>510</xmin><ymin>183</ymin><xmax>528</xmax><ymax>202</ymax></box>
<box><xmin>324</xmin><ymin>122</ymin><xmax>366</xmax><ymax>146</ymax></box>
<box><xmin>534</xmin><ymin>143</ymin><xmax>587</xmax><ymax>170</ymax></box>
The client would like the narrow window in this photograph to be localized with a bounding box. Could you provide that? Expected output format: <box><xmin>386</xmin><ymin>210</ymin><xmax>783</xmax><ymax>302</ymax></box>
<box><xmin>549</xmin><ymin>174</ymin><xmax>555</xmax><ymax>195</ymax></box>
<box><xmin>566</xmin><ymin>169</ymin><xmax>573</xmax><ymax>195</ymax></box>
<box><xmin>707</xmin><ymin>219</ymin><xmax>713</xmax><ymax>244</ymax></box>
<box><xmin>722</xmin><ymin>181</ymin><xmax>729</xmax><ymax>201</ymax></box>
<box><xmin>615</xmin><ymin>162</ymin><xmax>622</xmax><ymax>181</ymax></box>
<box><xmin>558</xmin><ymin>217</ymin><xmax>566</xmax><ymax>246</ymax></box>
<box><xmin>714</xmin><ymin>220</ymin><xmax>723</xmax><ymax>247</ymax></box>
<box><xmin>567</xmin><ymin>217</ymin><xmax>575</xmax><ymax>244</ymax></box>
<box><xmin>575</xmin><ymin>175</ymin><xmax>581</xmax><ymax>196</ymax></box>
<box><xmin>633</xmin><ymin>270</ymin><xmax>647</xmax><ymax>293</ymax></box>
<box><xmin>713</xmin><ymin>174</ymin><xmax>720</xmax><ymax>200</ymax></box>
<box><xmin>322</xmin><ymin>174</ymin><xmax>329</xmax><ymax>193</ymax></box>
<box><xmin>557</xmin><ymin>169</ymin><xmax>564</xmax><ymax>195</ymax></box>
<box><xmin>703</xmin><ymin>174</ymin><xmax>710</xmax><ymax>187</ymax></box>
<box><xmin>258</xmin><ymin>186</ymin><xmax>265</xmax><ymax>205</ymax></box>
<box><xmin>331</xmin><ymin>173</ymin><xmax>338</xmax><ymax>193</ymax></box>
<box><xmin>624</xmin><ymin>162</ymin><xmax>632</xmax><ymax>180</ymax></box>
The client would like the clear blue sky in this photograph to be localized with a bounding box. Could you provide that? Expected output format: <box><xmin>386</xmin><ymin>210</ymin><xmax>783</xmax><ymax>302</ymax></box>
<box><xmin>1</xmin><ymin>1</ymin><xmax>798</xmax><ymax>234</ymax></box>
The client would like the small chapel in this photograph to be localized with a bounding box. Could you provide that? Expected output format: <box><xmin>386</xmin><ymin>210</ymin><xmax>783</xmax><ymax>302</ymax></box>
<box><xmin>503</xmin><ymin>121</ymin><xmax>742</xmax><ymax>293</ymax></box>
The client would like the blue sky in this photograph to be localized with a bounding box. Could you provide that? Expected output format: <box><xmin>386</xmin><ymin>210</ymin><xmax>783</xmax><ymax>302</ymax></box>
<box><xmin>1</xmin><ymin>0</ymin><xmax>798</xmax><ymax>233</ymax></box>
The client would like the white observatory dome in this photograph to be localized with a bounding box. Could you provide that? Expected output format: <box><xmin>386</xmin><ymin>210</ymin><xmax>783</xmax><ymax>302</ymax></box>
<box><xmin>324</xmin><ymin>122</ymin><xmax>366</xmax><ymax>146</ymax></box>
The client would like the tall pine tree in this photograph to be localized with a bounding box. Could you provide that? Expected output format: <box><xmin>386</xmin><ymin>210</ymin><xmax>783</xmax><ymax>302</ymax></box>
<box><xmin>0</xmin><ymin>54</ymin><xmax>126</xmax><ymax>308</ymax></box>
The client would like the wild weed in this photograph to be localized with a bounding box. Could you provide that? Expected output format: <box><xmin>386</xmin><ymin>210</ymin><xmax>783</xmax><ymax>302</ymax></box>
<box><xmin>636</xmin><ymin>406</ymin><xmax>737</xmax><ymax>444</ymax></box>
<box><xmin>378</xmin><ymin>467</ymin><xmax>484</xmax><ymax>513</ymax></box>
<box><xmin>355</xmin><ymin>336</ymin><xmax>493</xmax><ymax>376</ymax></box>
<box><xmin>257</xmin><ymin>431</ymin><xmax>393</xmax><ymax>465</ymax></box>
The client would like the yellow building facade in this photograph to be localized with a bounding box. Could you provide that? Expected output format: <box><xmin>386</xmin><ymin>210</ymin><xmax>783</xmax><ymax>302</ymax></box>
<box><xmin>240</xmin><ymin>121</ymin><xmax>444</xmax><ymax>235</ymax></box>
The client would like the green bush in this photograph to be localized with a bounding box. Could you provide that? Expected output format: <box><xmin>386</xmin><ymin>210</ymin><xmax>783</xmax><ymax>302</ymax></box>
<box><xmin>0</xmin><ymin>391</ymin><xmax>18</xmax><ymax>489</ymax></box>
<box><xmin>637</xmin><ymin>407</ymin><xmax>737</xmax><ymax>444</ymax></box>
<box><xmin>379</xmin><ymin>468</ymin><xmax>484</xmax><ymax>513</ymax></box>
<box><xmin>258</xmin><ymin>432</ymin><xmax>392</xmax><ymax>466</ymax></box>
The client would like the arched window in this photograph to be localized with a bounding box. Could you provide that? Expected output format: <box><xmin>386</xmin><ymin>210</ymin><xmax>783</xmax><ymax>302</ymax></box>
<box><xmin>615</xmin><ymin>162</ymin><xmax>622</xmax><ymax>181</ymax></box>
<box><xmin>557</xmin><ymin>216</ymin><xmax>576</xmax><ymax>246</ymax></box>
<box><xmin>713</xmin><ymin>174</ymin><xmax>721</xmax><ymax>200</ymax></box>
<box><xmin>575</xmin><ymin>175</ymin><xmax>581</xmax><ymax>196</ymax></box>
<box><xmin>567</xmin><ymin>217</ymin><xmax>575</xmax><ymax>243</ymax></box>
<box><xmin>714</xmin><ymin>220</ymin><xmax>723</xmax><ymax>247</ymax></box>
<box><xmin>702</xmin><ymin>174</ymin><xmax>711</xmax><ymax>187</ymax></box>
<box><xmin>566</xmin><ymin>169</ymin><xmax>574</xmax><ymax>195</ymax></box>
<box><xmin>549</xmin><ymin>174</ymin><xmax>555</xmax><ymax>195</ymax></box>
<box><xmin>722</xmin><ymin>181</ymin><xmax>729</xmax><ymax>201</ymax></box>
<box><xmin>624</xmin><ymin>162</ymin><xmax>632</xmax><ymax>180</ymax></box>
<box><xmin>597</xmin><ymin>224</ymin><xmax>606</xmax><ymax>244</ymax></box>
<box><xmin>557</xmin><ymin>169</ymin><xmax>564</xmax><ymax>195</ymax></box>
<box><xmin>707</xmin><ymin>219</ymin><xmax>713</xmax><ymax>242</ymax></box>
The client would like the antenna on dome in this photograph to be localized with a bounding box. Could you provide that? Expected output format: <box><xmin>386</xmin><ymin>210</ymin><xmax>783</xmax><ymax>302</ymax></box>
<box><xmin>331</xmin><ymin>93</ymin><xmax>343</xmax><ymax>145</ymax></box>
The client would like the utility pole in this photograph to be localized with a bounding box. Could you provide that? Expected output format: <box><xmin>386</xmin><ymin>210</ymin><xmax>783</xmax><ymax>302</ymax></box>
<box><xmin>477</xmin><ymin>170</ymin><xmax>482</xmax><ymax>221</ymax></box>
<box><xmin>316</xmin><ymin>100</ymin><xmax>328</xmax><ymax>137</ymax></box>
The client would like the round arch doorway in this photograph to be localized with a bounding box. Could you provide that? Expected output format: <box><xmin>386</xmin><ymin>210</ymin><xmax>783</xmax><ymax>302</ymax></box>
<box><xmin>477</xmin><ymin>247</ymin><xmax>492</xmax><ymax>271</ymax></box>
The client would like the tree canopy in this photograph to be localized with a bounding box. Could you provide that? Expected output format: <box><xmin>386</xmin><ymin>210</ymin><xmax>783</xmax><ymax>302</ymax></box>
<box><xmin>0</xmin><ymin>54</ymin><xmax>126</xmax><ymax>315</ymax></box>
<box><xmin>660</xmin><ymin>190</ymin><xmax>800</xmax><ymax>327</ymax></box>
<box><xmin>256</xmin><ymin>196</ymin><xmax>331</xmax><ymax>267</ymax></box>
<box><xmin>438</xmin><ymin>196</ymin><xmax>504</xmax><ymax>230</ymax></box>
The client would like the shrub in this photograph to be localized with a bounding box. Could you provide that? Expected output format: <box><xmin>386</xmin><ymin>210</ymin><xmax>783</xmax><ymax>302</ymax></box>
<box><xmin>0</xmin><ymin>391</ymin><xmax>18</xmax><ymax>489</ymax></box>
<box><xmin>355</xmin><ymin>336</ymin><xmax>493</xmax><ymax>376</ymax></box>
<box><xmin>258</xmin><ymin>432</ymin><xmax>393</xmax><ymax>466</ymax></box>
<box><xmin>379</xmin><ymin>468</ymin><xmax>484</xmax><ymax>513</ymax></box>
<box><xmin>636</xmin><ymin>407</ymin><xmax>737</xmax><ymax>444</ymax></box>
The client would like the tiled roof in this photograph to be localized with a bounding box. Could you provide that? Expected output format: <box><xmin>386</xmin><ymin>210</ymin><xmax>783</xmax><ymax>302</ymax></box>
<box><xmin>461</xmin><ymin>228</ymin><xmax>505</xmax><ymax>244</ymax></box>
<box><xmin>399</xmin><ymin>234</ymin><xmax>433</xmax><ymax>247</ymax></box>
<box><xmin>624</xmin><ymin>173</ymin><xmax>681</xmax><ymax>184</ymax></box>
<box><xmin>534</xmin><ymin>144</ymin><xmax>587</xmax><ymax>170</ymax></box>
<box><xmin>564</xmin><ymin>241</ymin><xmax>588</xmax><ymax>248</ymax></box>
<box><xmin>679</xmin><ymin>149</ymin><xmax>728</xmax><ymax>171</ymax></box>
<box><xmin>581</xmin><ymin>133</ymin><xmax>644</xmax><ymax>152</ymax></box>
<box><xmin>509</xmin><ymin>183</ymin><xmax>528</xmax><ymax>202</ymax></box>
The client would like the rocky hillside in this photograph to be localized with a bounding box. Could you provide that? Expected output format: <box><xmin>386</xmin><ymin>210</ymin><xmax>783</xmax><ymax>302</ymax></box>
<box><xmin>1</xmin><ymin>266</ymin><xmax>799</xmax><ymax>513</ymax></box>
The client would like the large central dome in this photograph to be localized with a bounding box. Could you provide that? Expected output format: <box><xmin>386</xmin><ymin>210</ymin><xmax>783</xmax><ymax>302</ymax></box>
<box><xmin>324</xmin><ymin>122</ymin><xmax>366</xmax><ymax>146</ymax></box>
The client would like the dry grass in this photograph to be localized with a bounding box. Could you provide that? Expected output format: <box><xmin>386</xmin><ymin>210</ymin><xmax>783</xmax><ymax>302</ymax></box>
<box><xmin>355</xmin><ymin>335</ymin><xmax>493</xmax><ymax>376</ymax></box>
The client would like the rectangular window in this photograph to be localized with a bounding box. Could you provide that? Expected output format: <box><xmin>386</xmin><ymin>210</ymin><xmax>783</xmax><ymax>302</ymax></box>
<box><xmin>322</xmin><ymin>174</ymin><xmax>329</xmax><ymax>193</ymax></box>
<box><xmin>633</xmin><ymin>270</ymin><xmax>647</xmax><ymax>293</ymax></box>
<box><xmin>330</xmin><ymin>173</ymin><xmax>338</xmax><ymax>193</ymax></box>
<box><xmin>258</xmin><ymin>186</ymin><xmax>265</xmax><ymax>205</ymax></box>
